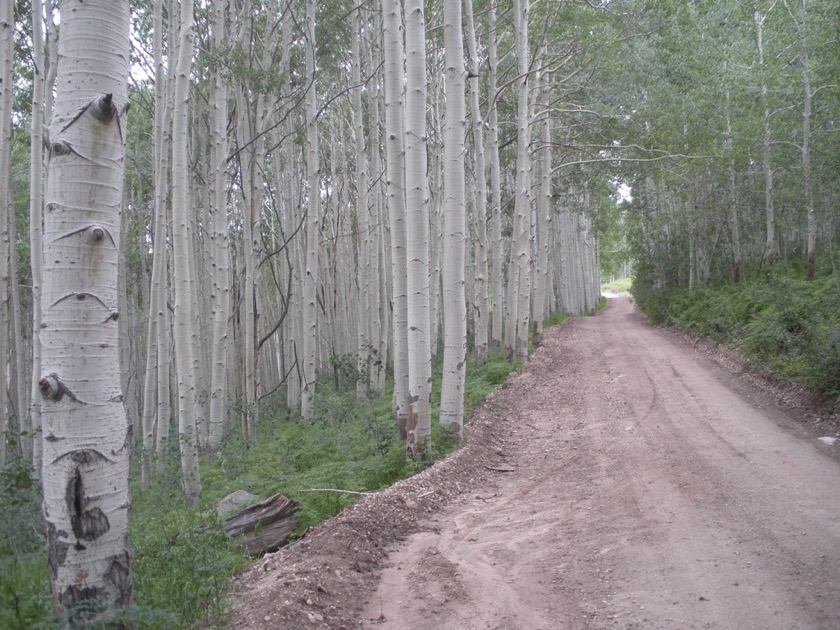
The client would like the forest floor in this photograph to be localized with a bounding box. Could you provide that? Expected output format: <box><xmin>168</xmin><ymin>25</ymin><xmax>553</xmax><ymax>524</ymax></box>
<box><xmin>230</xmin><ymin>297</ymin><xmax>840</xmax><ymax>629</ymax></box>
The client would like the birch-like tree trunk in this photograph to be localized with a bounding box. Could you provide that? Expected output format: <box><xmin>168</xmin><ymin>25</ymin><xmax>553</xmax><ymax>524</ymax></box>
<box><xmin>784</xmin><ymin>0</ymin><xmax>816</xmax><ymax>280</ymax></box>
<box><xmin>439</xmin><ymin>0</ymin><xmax>468</xmax><ymax>441</ymax></box>
<box><xmin>207</xmin><ymin>0</ymin><xmax>232</xmax><ymax>450</ymax></box>
<box><xmin>301</xmin><ymin>0</ymin><xmax>320</xmax><ymax>421</ymax></box>
<box><xmin>381</xmin><ymin>0</ymin><xmax>410</xmax><ymax>436</ymax></box>
<box><xmin>465</xmin><ymin>0</ymin><xmax>488</xmax><ymax>366</ymax></box>
<box><xmin>171</xmin><ymin>0</ymin><xmax>202</xmax><ymax>506</ymax></box>
<box><xmin>25</xmin><ymin>0</ymin><xmax>48</xmax><ymax>472</ymax></box>
<box><xmin>145</xmin><ymin>0</ymin><xmax>174</xmax><ymax>479</ymax></box>
<box><xmin>755</xmin><ymin>7</ymin><xmax>777</xmax><ymax>266</ymax></box>
<box><xmin>0</xmin><ymin>0</ymin><xmax>11</xmax><ymax>469</ymax></box>
<box><xmin>510</xmin><ymin>0</ymin><xmax>532</xmax><ymax>360</ymax></box>
<box><xmin>404</xmin><ymin>0</ymin><xmax>432</xmax><ymax>455</ymax></box>
<box><xmin>40</xmin><ymin>0</ymin><xmax>132</xmax><ymax>616</ymax></box>
<box><xmin>724</xmin><ymin>83</ymin><xmax>743</xmax><ymax>283</ymax></box>
<box><xmin>487</xmin><ymin>0</ymin><xmax>504</xmax><ymax>355</ymax></box>
<box><xmin>532</xmin><ymin>59</ymin><xmax>551</xmax><ymax>347</ymax></box>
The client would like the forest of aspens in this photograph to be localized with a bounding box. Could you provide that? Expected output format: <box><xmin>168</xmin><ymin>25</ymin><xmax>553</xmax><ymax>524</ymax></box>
<box><xmin>1</xmin><ymin>0</ymin><xmax>838</xmax><ymax>626</ymax></box>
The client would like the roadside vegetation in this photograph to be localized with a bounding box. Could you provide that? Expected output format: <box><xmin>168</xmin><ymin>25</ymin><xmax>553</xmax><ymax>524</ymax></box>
<box><xmin>0</xmin><ymin>351</ymin><xmax>516</xmax><ymax>629</ymax></box>
<box><xmin>633</xmin><ymin>264</ymin><xmax>840</xmax><ymax>406</ymax></box>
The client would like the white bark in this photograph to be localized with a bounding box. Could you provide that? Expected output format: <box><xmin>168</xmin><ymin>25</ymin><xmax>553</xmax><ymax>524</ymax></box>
<box><xmin>40</xmin><ymin>0</ymin><xmax>132</xmax><ymax>615</ymax></box>
<box><xmin>511</xmin><ymin>0</ymin><xmax>532</xmax><ymax>360</ymax></box>
<box><xmin>439</xmin><ymin>0</ymin><xmax>468</xmax><ymax>440</ymax></box>
<box><xmin>755</xmin><ymin>8</ymin><xmax>777</xmax><ymax>266</ymax></box>
<box><xmin>487</xmin><ymin>0</ymin><xmax>504</xmax><ymax>355</ymax></box>
<box><xmin>404</xmin><ymin>0</ymin><xmax>432</xmax><ymax>454</ymax></box>
<box><xmin>381</xmin><ymin>0</ymin><xmax>410</xmax><ymax>435</ymax></box>
<box><xmin>207</xmin><ymin>0</ymin><xmax>232</xmax><ymax>450</ymax></box>
<box><xmin>0</xmin><ymin>0</ymin><xmax>11</xmax><ymax>469</ymax></box>
<box><xmin>465</xmin><ymin>0</ymin><xmax>488</xmax><ymax>366</ymax></box>
<box><xmin>171</xmin><ymin>0</ymin><xmax>201</xmax><ymax>506</ymax></box>
<box><xmin>532</xmin><ymin>59</ymin><xmax>551</xmax><ymax>346</ymax></box>
<box><xmin>301</xmin><ymin>0</ymin><xmax>320</xmax><ymax>421</ymax></box>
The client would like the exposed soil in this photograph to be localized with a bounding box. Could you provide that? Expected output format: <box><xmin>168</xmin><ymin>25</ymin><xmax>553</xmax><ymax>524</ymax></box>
<box><xmin>230</xmin><ymin>297</ymin><xmax>840</xmax><ymax>629</ymax></box>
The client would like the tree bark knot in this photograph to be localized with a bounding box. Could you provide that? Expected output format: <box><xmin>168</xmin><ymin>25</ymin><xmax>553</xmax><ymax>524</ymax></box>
<box><xmin>39</xmin><ymin>373</ymin><xmax>79</xmax><ymax>402</ymax></box>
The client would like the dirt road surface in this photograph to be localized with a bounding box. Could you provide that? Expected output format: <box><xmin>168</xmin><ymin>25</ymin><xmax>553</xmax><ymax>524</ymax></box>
<box><xmin>233</xmin><ymin>297</ymin><xmax>840</xmax><ymax>629</ymax></box>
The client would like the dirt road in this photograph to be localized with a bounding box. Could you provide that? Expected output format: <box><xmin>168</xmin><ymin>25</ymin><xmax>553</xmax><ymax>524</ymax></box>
<box><xmin>362</xmin><ymin>297</ymin><xmax>840</xmax><ymax>630</ymax></box>
<box><xmin>233</xmin><ymin>297</ymin><xmax>840</xmax><ymax>629</ymax></box>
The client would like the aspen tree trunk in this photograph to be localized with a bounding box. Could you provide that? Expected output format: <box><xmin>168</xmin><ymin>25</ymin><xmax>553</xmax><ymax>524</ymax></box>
<box><xmin>141</xmin><ymin>0</ymin><xmax>167</xmax><ymax>485</ymax></box>
<box><xmin>404</xmin><ymin>0</ymin><xmax>433</xmax><ymax>455</ymax></box>
<box><xmin>352</xmin><ymin>6</ymin><xmax>372</xmax><ymax>400</ymax></box>
<box><xmin>532</xmin><ymin>60</ymin><xmax>551</xmax><ymax>346</ymax></box>
<box><xmin>234</xmin><ymin>0</ymin><xmax>260</xmax><ymax>439</ymax></box>
<box><xmin>171</xmin><ymin>0</ymin><xmax>201</xmax><ymax>506</ymax></box>
<box><xmin>724</xmin><ymin>84</ymin><xmax>743</xmax><ymax>283</ymax></box>
<box><xmin>207</xmin><ymin>0</ymin><xmax>232</xmax><ymax>450</ymax></box>
<box><xmin>368</xmin><ymin>66</ymin><xmax>387</xmax><ymax>396</ymax></box>
<box><xmin>439</xmin><ymin>0</ymin><xmax>468</xmax><ymax>441</ymax></box>
<box><xmin>785</xmin><ymin>0</ymin><xmax>816</xmax><ymax>280</ymax></box>
<box><xmin>381</xmin><ymin>0</ymin><xmax>410</xmax><ymax>436</ymax></box>
<box><xmin>40</xmin><ymin>0</ymin><xmax>132</xmax><ymax>616</ymax></box>
<box><xmin>0</xmin><ymin>0</ymin><xmax>11</xmax><ymax>469</ymax></box>
<box><xmin>487</xmin><ymin>0</ymin><xmax>504</xmax><ymax>355</ymax></box>
<box><xmin>26</xmin><ymin>0</ymin><xmax>48</xmax><ymax>471</ymax></box>
<box><xmin>755</xmin><ymin>8</ymin><xmax>777</xmax><ymax>266</ymax></box>
<box><xmin>301</xmin><ymin>0</ymin><xmax>320</xmax><ymax>421</ymax></box>
<box><xmin>511</xmin><ymin>0</ymin><xmax>532</xmax><ymax>360</ymax></box>
<box><xmin>465</xmin><ymin>0</ymin><xmax>488</xmax><ymax>366</ymax></box>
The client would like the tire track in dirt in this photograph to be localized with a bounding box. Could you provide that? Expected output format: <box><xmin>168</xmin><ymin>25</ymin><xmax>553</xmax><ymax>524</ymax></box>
<box><xmin>363</xmin><ymin>298</ymin><xmax>840</xmax><ymax>630</ymax></box>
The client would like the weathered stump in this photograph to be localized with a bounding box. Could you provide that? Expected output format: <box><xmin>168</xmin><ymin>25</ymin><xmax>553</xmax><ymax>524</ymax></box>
<box><xmin>222</xmin><ymin>493</ymin><xmax>301</xmax><ymax>556</ymax></box>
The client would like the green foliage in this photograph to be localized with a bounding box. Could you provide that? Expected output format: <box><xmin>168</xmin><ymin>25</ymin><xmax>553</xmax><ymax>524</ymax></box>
<box><xmin>602</xmin><ymin>277</ymin><xmax>633</xmax><ymax>295</ymax></box>
<box><xmin>130</xmin><ymin>488</ymin><xmax>249</xmax><ymax>628</ymax></box>
<box><xmin>0</xmin><ymin>458</ymin><xmax>51</xmax><ymax>630</ymax></box>
<box><xmin>635</xmin><ymin>266</ymin><xmax>840</xmax><ymax>404</ymax></box>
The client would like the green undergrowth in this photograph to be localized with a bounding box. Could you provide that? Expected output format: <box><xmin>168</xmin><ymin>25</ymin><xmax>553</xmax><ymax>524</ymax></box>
<box><xmin>0</xmin><ymin>348</ymin><xmax>525</xmax><ymax>628</ymax></box>
<box><xmin>634</xmin><ymin>266</ymin><xmax>840</xmax><ymax>405</ymax></box>
<box><xmin>601</xmin><ymin>277</ymin><xmax>633</xmax><ymax>295</ymax></box>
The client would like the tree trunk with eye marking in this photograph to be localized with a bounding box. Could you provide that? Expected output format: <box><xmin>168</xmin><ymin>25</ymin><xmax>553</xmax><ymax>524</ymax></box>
<box><xmin>40</xmin><ymin>0</ymin><xmax>132</xmax><ymax>620</ymax></box>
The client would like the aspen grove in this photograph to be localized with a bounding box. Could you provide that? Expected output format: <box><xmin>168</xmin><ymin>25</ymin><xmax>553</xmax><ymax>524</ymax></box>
<box><xmin>2</xmin><ymin>0</ymin><xmax>838</xmax><ymax>618</ymax></box>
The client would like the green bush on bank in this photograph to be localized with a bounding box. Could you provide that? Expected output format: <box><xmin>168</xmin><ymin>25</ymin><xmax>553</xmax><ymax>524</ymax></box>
<box><xmin>634</xmin><ymin>267</ymin><xmax>840</xmax><ymax>403</ymax></box>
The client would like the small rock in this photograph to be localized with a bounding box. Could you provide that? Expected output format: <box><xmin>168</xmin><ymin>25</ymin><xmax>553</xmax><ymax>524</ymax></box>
<box><xmin>215</xmin><ymin>490</ymin><xmax>259</xmax><ymax>518</ymax></box>
<box><xmin>818</xmin><ymin>437</ymin><xmax>837</xmax><ymax>445</ymax></box>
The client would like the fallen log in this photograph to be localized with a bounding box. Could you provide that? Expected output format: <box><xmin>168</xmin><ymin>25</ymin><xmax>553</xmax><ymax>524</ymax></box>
<box><xmin>222</xmin><ymin>493</ymin><xmax>302</xmax><ymax>556</ymax></box>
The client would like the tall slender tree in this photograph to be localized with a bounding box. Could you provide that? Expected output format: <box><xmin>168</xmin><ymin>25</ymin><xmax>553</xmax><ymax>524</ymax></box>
<box><xmin>439</xmin><ymin>0</ymin><xmax>468</xmax><ymax>440</ymax></box>
<box><xmin>40</xmin><ymin>0</ymin><xmax>132</xmax><ymax>616</ymax></box>
<box><xmin>404</xmin><ymin>0</ymin><xmax>433</xmax><ymax>454</ymax></box>
<box><xmin>171</xmin><ymin>0</ymin><xmax>202</xmax><ymax>506</ymax></box>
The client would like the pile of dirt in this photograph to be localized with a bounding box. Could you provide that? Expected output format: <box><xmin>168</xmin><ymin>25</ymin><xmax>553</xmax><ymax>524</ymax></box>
<box><xmin>229</xmin><ymin>383</ymin><xmax>519</xmax><ymax>629</ymax></box>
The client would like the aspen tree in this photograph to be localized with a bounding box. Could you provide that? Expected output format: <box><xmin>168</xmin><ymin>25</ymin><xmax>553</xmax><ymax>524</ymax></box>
<box><xmin>0</xmin><ymin>0</ymin><xmax>11</xmax><ymax>469</ymax></box>
<box><xmin>439</xmin><ymin>0</ymin><xmax>468</xmax><ymax>440</ymax></box>
<box><xmin>511</xmin><ymin>0</ymin><xmax>532</xmax><ymax>360</ymax></box>
<box><xmin>40</xmin><ymin>0</ymin><xmax>132</xmax><ymax>616</ymax></box>
<box><xmin>754</xmin><ymin>5</ymin><xmax>778</xmax><ymax>266</ymax></box>
<box><xmin>381</xmin><ymin>0</ymin><xmax>410</xmax><ymax>437</ymax></box>
<box><xmin>26</xmin><ymin>0</ymin><xmax>48</xmax><ymax>472</ymax></box>
<box><xmin>487</xmin><ymin>0</ymin><xmax>504</xmax><ymax>355</ymax></box>
<box><xmin>171</xmin><ymin>0</ymin><xmax>202</xmax><ymax>506</ymax></box>
<box><xmin>404</xmin><ymin>0</ymin><xmax>433</xmax><ymax>454</ymax></box>
<box><xmin>207</xmin><ymin>0</ymin><xmax>232</xmax><ymax>450</ymax></box>
<box><xmin>141</xmin><ymin>0</ymin><xmax>171</xmax><ymax>486</ymax></box>
<box><xmin>465</xmin><ymin>0</ymin><xmax>489</xmax><ymax>366</ymax></box>
<box><xmin>784</xmin><ymin>0</ymin><xmax>816</xmax><ymax>280</ymax></box>
<box><xmin>301</xmin><ymin>0</ymin><xmax>320</xmax><ymax>421</ymax></box>
<box><xmin>532</xmin><ymin>58</ymin><xmax>552</xmax><ymax>347</ymax></box>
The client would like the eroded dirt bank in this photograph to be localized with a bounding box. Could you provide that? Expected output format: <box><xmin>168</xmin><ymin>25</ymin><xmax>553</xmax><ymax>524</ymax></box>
<box><xmin>233</xmin><ymin>298</ymin><xmax>840</xmax><ymax>629</ymax></box>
